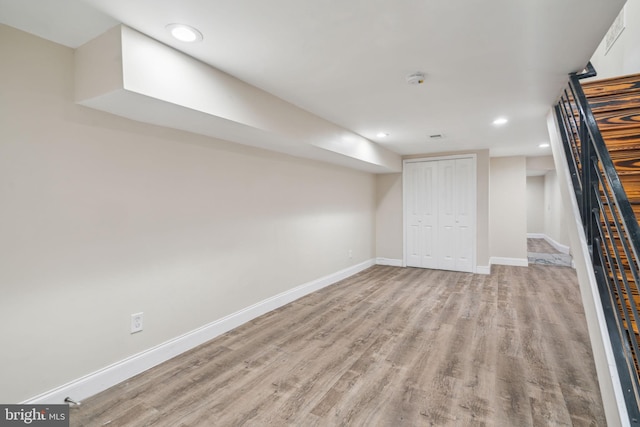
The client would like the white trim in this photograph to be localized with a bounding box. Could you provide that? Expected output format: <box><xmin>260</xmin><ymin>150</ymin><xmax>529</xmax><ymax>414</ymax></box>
<box><xmin>527</xmin><ymin>233</ymin><xmax>545</xmax><ymax>239</ymax></box>
<box><xmin>375</xmin><ymin>257</ymin><xmax>403</xmax><ymax>267</ymax></box>
<box><xmin>476</xmin><ymin>265</ymin><xmax>491</xmax><ymax>275</ymax></box>
<box><xmin>544</xmin><ymin>235</ymin><xmax>570</xmax><ymax>255</ymax></box>
<box><xmin>23</xmin><ymin>259</ymin><xmax>376</xmax><ymax>405</ymax></box>
<box><xmin>526</xmin><ymin>233</ymin><xmax>571</xmax><ymax>255</ymax></box>
<box><xmin>490</xmin><ymin>257</ymin><xmax>529</xmax><ymax>267</ymax></box>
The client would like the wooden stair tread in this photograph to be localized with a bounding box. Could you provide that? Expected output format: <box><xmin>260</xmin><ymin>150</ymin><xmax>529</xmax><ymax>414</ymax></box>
<box><xmin>589</xmin><ymin>92</ymin><xmax>640</xmax><ymax>114</ymax></box>
<box><xmin>600</xmin><ymin>128</ymin><xmax>640</xmax><ymax>151</ymax></box>
<box><xmin>624</xmin><ymin>187</ymin><xmax>640</xmax><ymax>198</ymax></box>
<box><xmin>615</xmin><ymin>168</ymin><xmax>640</xmax><ymax>176</ymax></box>
<box><xmin>619</xmin><ymin>175</ymin><xmax>640</xmax><ymax>202</ymax></box>
<box><xmin>583</xmin><ymin>73</ymin><xmax>640</xmax><ymax>98</ymax></box>
<box><xmin>595</xmin><ymin>108</ymin><xmax>640</xmax><ymax>131</ymax></box>
<box><xmin>609</xmin><ymin>148</ymin><xmax>640</xmax><ymax>159</ymax></box>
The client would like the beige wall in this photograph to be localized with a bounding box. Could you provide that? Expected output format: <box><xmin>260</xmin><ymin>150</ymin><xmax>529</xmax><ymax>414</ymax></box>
<box><xmin>588</xmin><ymin>0</ymin><xmax>640</xmax><ymax>80</ymax></box>
<box><xmin>476</xmin><ymin>151</ymin><xmax>491</xmax><ymax>268</ymax></box>
<box><xmin>375</xmin><ymin>173</ymin><xmax>403</xmax><ymax>260</ymax></box>
<box><xmin>527</xmin><ymin>176</ymin><xmax>545</xmax><ymax>234</ymax></box>
<box><xmin>544</xmin><ymin>170</ymin><xmax>570</xmax><ymax>248</ymax></box>
<box><xmin>489</xmin><ymin>156</ymin><xmax>528</xmax><ymax>261</ymax></box>
<box><xmin>0</xmin><ymin>25</ymin><xmax>377</xmax><ymax>403</ymax></box>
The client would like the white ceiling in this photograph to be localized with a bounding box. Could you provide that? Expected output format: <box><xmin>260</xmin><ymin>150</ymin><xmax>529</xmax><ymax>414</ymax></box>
<box><xmin>0</xmin><ymin>0</ymin><xmax>626</xmax><ymax>160</ymax></box>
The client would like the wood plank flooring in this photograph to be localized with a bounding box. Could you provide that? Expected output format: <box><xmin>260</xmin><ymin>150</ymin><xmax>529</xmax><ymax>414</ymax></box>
<box><xmin>71</xmin><ymin>265</ymin><xmax>606</xmax><ymax>426</ymax></box>
<box><xmin>527</xmin><ymin>238</ymin><xmax>561</xmax><ymax>254</ymax></box>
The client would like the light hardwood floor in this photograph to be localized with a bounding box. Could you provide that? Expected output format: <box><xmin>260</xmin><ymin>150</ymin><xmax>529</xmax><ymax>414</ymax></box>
<box><xmin>527</xmin><ymin>238</ymin><xmax>561</xmax><ymax>254</ymax></box>
<box><xmin>71</xmin><ymin>265</ymin><xmax>606</xmax><ymax>426</ymax></box>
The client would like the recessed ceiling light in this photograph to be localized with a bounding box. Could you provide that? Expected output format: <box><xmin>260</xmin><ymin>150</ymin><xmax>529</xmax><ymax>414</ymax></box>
<box><xmin>376</xmin><ymin>132</ymin><xmax>389</xmax><ymax>138</ymax></box>
<box><xmin>166</xmin><ymin>24</ymin><xmax>203</xmax><ymax>42</ymax></box>
<box><xmin>492</xmin><ymin>117</ymin><xmax>508</xmax><ymax>126</ymax></box>
<box><xmin>539</xmin><ymin>143</ymin><xmax>550</xmax><ymax>148</ymax></box>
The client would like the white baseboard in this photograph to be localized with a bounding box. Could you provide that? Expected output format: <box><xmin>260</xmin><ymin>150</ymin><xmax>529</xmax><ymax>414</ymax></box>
<box><xmin>376</xmin><ymin>257</ymin><xmax>403</xmax><ymax>267</ymax></box>
<box><xmin>527</xmin><ymin>233</ymin><xmax>570</xmax><ymax>255</ymax></box>
<box><xmin>476</xmin><ymin>265</ymin><xmax>491</xmax><ymax>275</ymax></box>
<box><xmin>544</xmin><ymin>235</ymin><xmax>570</xmax><ymax>255</ymax></box>
<box><xmin>23</xmin><ymin>259</ymin><xmax>376</xmax><ymax>405</ymax></box>
<box><xmin>490</xmin><ymin>257</ymin><xmax>529</xmax><ymax>267</ymax></box>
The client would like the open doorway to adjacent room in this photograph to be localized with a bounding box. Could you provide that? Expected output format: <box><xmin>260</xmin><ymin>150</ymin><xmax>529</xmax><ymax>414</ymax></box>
<box><xmin>526</xmin><ymin>157</ymin><xmax>573</xmax><ymax>267</ymax></box>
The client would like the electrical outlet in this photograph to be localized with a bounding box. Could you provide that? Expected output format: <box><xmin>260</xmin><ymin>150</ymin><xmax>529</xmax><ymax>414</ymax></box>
<box><xmin>131</xmin><ymin>312</ymin><xmax>144</xmax><ymax>334</ymax></box>
<box><xmin>348</xmin><ymin>249</ymin><xmax>353</xmax><ymax>259</ymax></box>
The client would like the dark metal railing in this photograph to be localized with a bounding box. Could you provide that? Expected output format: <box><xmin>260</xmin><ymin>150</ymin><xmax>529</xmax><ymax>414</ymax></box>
<box><xmin>554</xmin><ymin>63</ymin><xmax>640</xmax><ymax>423</ymax></box>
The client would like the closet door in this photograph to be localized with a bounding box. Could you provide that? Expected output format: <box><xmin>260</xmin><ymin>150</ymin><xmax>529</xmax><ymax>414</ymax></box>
<box><xmin>405</xmin><ymin>161</ymin><xmax>438</xmax><ymax>268</ymax></box>
<box><xmin>404</xmin><ymin>157</ymin><xmax>475</xmax><ymax>272</ymax></box>
<box><xmin>438</xmin><ymin>160</ymin><xmax>456</xmax><ymax>270</ymax></box>
<box><xmin>453</xmin><ymin>158</ymin><xmax>474</xmax><ymax>272</ymax></box>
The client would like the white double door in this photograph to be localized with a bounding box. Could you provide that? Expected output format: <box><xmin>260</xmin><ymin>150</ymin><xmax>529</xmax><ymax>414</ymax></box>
<box><xmin>404</xmin><ymin>157</ymin><xmax>475</xmax><ymax>272</ymax></box>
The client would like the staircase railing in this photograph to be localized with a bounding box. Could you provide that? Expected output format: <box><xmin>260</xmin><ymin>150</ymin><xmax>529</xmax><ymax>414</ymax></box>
<box><xmin>554</xmin><ymin>63</ymin><xmax>640</xmax><ymax>423</ymax></box>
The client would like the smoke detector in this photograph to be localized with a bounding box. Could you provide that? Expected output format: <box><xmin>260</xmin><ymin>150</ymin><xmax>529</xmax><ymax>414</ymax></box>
<box><xmin>406</xmin><ymin>72</ymin><xmax>426</xmax><ymax>85</ymax></box>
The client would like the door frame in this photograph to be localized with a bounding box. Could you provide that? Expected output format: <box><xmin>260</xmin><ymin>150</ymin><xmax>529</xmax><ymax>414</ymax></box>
<box><xmin>402</xmin><ymin>154</ymin><xmax>477</xmax><ymax>272</ymax></box>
